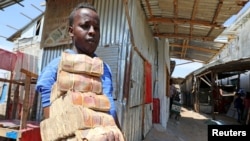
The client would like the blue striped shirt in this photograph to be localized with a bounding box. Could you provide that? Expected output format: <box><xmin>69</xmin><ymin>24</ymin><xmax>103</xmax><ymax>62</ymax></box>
<box><xmin>35</xmin><ymin>50</ymin><xmax>117</xmax><ymax>118</ymax></box>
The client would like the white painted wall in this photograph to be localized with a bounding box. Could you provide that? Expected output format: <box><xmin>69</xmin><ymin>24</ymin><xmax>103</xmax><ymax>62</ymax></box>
<box><xmin>214</xmin><ymin>8</ymin><xmax>250</xmax><ymax>94</ymax></box>
<box><xmin>12</xmin><ymin>15</ymin><xmax>44</xmax><ymax>61</ymax></box>
<box><xmin>155</xmin><ymin>38</ymin><xmax>171</xmax><ymax>128</ymax></box>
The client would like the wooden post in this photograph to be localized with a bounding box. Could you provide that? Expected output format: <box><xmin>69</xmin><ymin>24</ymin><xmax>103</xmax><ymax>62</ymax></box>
<box><xmin>197</xmin><ymin>77</ymin><xmax>200</xmax><ymax>112</ymax></box>
<box><xmin>19</xmin><ymin>69</ymin><xmax>38</xmax><ymax>129</ymax></box>
<box><xmin>5</xmin><ymin>71</ymin><xmax>14</xmax><ymax>119</ymax></box>
<box><xmin>11</xmin><ymin>85</ymin><xmax>20</xmax><ymax>119</ymax></box>
<box><xmin>211</xmin><ymin>72</ymin><xmax>215</xmax><ymax>120</ymax></box>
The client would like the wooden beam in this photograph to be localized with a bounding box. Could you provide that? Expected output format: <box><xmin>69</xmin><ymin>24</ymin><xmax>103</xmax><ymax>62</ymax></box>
<box><xmin>19</xmin><ymin>69</ymin><xmax>38</xmax><ymax>129</ymax></box>
<box><xmin>20</xmin><ymin>68</ymin><xmax>38</xmax><ymax>78</ymax></box>
<box><xmin>20</xmin><ymin>75</ymin><xmax>31</xmax><ymax>129</ymax></box>
<box><xmin>145</xmin><ymin>0</ymin><xmax>159</xmax><ymax>33</ymax></box>
<box><xmin>170</xmin><ymin>53</ymin><xmax>206</xmax><ymax>63</ymax></box>
<box><xmin>148</xmin><ymin>17</ymin><xmax>224</xmax><ymax>28</ymax></box>
<box><xmin>204</xmin><ymin>75</ymin><xmax>212</xmax><ymax>84</ymax></box>
<box><xmin>0</xmin><ymin>78</ymin><xmax>23</xmax><ymax>85</ymax></box>
<box><xmin>0</xmin><ymin>78</ymin><xmax>36</xmax><ymax>85</ymax></box>
<box><xmin>200</xmin><ymin>76</ymin><xmax>211</xmax><ymax>87</ymax></box>
<box><xmin>174</xmin><ymin>0</ymin><xmax>178</xmax><ymax>34</ymax></box>
<box><xmin>206</xmin><ymin>0</ymin><xmax>223</xmax><ymax>36</ymax></box>
<box><xmin>190</xmin><ymin>0</ymin><xmax>199</xmax><ymax>37</ymax></box>
<box><xmin>123</xmin><ymin>0</ymin><xmax>135</xmax><ymax>47</ymax></box>
<box><xmin>11</xmin><ymin>85</ymin><xmax>20</xmax><ymax>119</ymax></box>
<box><xmin>154</xmin><ymin>33</ymin><xmax>215</xmax><ymax>41</ymax></box>
<box><xmin>5</xmin><ymin>72</ymin><xmax>13</xmax><ymax>119</ymax></box>
<box><xmin>211</xmin><ymin>72</ymin><xmax>216</xmax><ymax>119</ymax></box>
<box><xmin>181</xmin><ymin>39</ymin><xmax>188</xmax><ymax>58</ymax></box>
<box><xmin>145</xmin><ymin>0</ymin><xmax>152</xmax><ymax>16</ymax></box>
<box><xmin>170</xmin><ymin>43</ymin><xmax>219</xmax><ymax>53</ymax></box>
<box><xmin>196</xmin><ymin>70</ymin><xmax>212</xmax><ymax>78</ymax></box>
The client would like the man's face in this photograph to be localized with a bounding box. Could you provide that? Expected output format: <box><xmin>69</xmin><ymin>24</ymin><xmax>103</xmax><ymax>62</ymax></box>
<box><xmin>69</xmin><ymin>8</ymin><xmax>100</xmax><ymax>56</ymax></box>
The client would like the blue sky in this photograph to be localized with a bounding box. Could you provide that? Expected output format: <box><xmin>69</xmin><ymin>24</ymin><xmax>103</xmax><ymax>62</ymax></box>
<box><xmin>223</xmin><ymin>1</ymin><xmax>250</xmax><ymax>27</ymax></box>
<box><xmin>171</xmin><ymin>58</ymin><xmax>203</xmax><ymax>78</ymax></box>
<box><xmin>0</xmin><ymin>0</ymin><xmax>45</xmax><ymax>51</ymax></box>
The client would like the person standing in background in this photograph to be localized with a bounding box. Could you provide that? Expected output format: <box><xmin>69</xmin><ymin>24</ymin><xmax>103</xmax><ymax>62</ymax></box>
<box><xmin>243</xmin><ymin>92</ymin><xmax>250</xmax><ymax>125</ymax></box>
<box><xmin>234</xmin><ymin>93</ymin><xmax>244</xmax><ymax>123</ymax></box>
<box><xmin>169</xmin><ymin>79</ymin><xmax>177</xmax><ymax>116</ymax></box>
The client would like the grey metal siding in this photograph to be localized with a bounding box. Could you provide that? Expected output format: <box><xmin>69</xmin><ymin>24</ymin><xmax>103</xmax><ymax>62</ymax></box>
<box><xmin>40</xmin><ymin>45</ymin><xmax>71</xmax><ymax>69</ymax></box>
<box><xmin>95</xmin><ymin>45</ymin><xmax>120</xmax><ymax>99</ymax></box>
<box><xmin>95</xmin><ymin>0</ymin><xmax>129</xmax><ymax>47</ymax></box>
<box><xmin>129</xmin><ymin>51</ymin><xmax>144</xmax><ymax>107</ymax></box>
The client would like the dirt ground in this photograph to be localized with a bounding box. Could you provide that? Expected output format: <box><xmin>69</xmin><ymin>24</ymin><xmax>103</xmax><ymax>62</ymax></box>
<box><xmin>143</xmin><ymin>106</ymin><xmax>241</xmax><ymax>141</ymax></box>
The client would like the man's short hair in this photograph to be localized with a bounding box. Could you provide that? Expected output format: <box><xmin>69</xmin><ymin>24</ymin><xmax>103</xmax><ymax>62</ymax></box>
<box><xmin>69</xmin><ymin>3</ymin><xmax>97</xmax><ymax>26</ymax></box>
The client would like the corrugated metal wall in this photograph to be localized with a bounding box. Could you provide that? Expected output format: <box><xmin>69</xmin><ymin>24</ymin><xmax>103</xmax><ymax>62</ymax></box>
<box><xmin>127</xmin><ymin>51</ymin><xmax>144</xmax><ymax>141</ymax></box>
<box><xmin>6</xmin><ymin>52</ymin><xmax>39</xmax><ymax>120</ymax></box>
<box><xmin>95</xmin><ymin>0</ymin><xmax>129</xmax><ymax>47</ymax></box>
<box><xmin>129</xmin><ymin>51</ymin><xmax>144</xmax><ymax>107</ymax></box>
<box><xmin>122</xmin><ymin>0</ymin><xmax>159</xmax><ymax>140</ymax></box>
<box><xmin>94</xmin><ymin>0</ymin><xmax>130</xmax><ymax>100</ymax></box>
<box><xmin>40</xmin><ymin>45</ymin><xmax>71</xmax><ymax>70</ymax></box>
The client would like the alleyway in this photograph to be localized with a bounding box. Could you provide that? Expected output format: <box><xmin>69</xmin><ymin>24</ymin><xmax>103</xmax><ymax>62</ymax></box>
<box><xmin>143</xmin><ymin>106</ymin><xmax>241</xmax><ymax>141</ymax></box>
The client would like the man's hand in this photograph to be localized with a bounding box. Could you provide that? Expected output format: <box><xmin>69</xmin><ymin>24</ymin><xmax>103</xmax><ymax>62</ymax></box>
<box><xmin>75</xmin><ymin>126</ymin><xmax>125</xmax><ymax>141</ymax></box>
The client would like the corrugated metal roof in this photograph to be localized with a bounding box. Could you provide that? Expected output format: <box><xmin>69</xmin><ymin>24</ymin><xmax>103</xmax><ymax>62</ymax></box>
<box><xmin>194</xmin><ymin>57</ymin><xmax>250</xmax><ymax>76</ymax></box>
<box><xmin>0</xmin><ymin>0</ymin><xmax>23</xmax><ymax>10</ymax></box>
<box><xmin>140</xmin><ymin>0</ymin><xmax>249</xmax><ymax>64</ymax></box>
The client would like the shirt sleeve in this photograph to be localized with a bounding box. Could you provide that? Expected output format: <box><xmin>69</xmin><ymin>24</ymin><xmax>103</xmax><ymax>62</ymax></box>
<box><xmin>36</xmin><ymin>57</ymin><xmax>60</xmax><ymax>108</ymax></box>
<box><xmin>101</xmin><ymin>63</ymin><xmax>117</xmax><ymax>117</ymax></box>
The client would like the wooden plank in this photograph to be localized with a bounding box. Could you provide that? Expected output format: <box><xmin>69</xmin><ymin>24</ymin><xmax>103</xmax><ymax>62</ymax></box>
<box><xmin>11</xmin><ymin>85</ymin><xmax>20</xmax><ymax>119</ymax></box>
<box><xmin>20</xmin><ymin>68</ymin><xmax>38</xmax><ymax>78</ymax></box>
<box><xmin>0</xmin><ymin>128</ymin><xmax>21</xmax><ymax>139</ymax></box>
<box><xmin>20</xmin><ymin>76</ymin><xmax>31</xmax><ymax>129</ymax></box>
<box><xmin>19</xmin><ymin>68</ymin><xmax>38</xmax><ymax>129</ymax></box>
<box><xmin>5</xmin><ymin>72</ymin><xmax>14</xmax><ymax>119</ymax></box>
<box><xmin>0</xmin><ymin>78</ymin><xmax>37</xmax><ymax>85</ymax></box>
<box><xmin>0</xmin><ymin>120</ymin><xmax>41</xmax><ymax>140</ymax></box>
